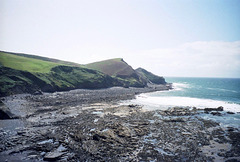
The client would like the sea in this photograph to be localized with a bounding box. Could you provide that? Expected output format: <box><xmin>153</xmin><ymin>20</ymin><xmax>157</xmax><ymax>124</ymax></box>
<box><xmin>127</xmin><ymin>77</ymin><xmax>240</xmax><ymax>128</ymax></box>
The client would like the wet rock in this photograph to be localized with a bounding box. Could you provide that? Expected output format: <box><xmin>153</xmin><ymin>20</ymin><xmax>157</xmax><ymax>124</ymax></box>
<box><xmin>163</xmin><ymin>118</ymin><xmax>185</xmax><ymax>122</ymax></box>
<box><xmin>199</xmin><ymin>119</ymin><xmax>219</xmax><ymax>128</ymax></box>
<box><xmin>17</xmin><ymin>130</ymin><xmax>26</xmax><ymax>135</ymax></box>
<box><xmin>93</xmin><ymin>129</ymin><xmax>121</xmax><ymax>143</ymax></box>
<box><xmin>0</xmin><ymin>109</ymin><xmax>12</xmax><ymax>119</ymax></box>
<box><xmin>82</xmin><ymin>140</ymin><xmax>99</xmax><ymax>154</ymax></box>
<box><xmin>226</xmin><ymin>111</ymin><xmax>235</xmax><ymax>114</ymax></box>
<box><xmin>35</xmin><ymin>139</ymin><xmax>55</xmax><ymax>152</ymax></box>
<box><xmin>225</xmin><ymin>159</ymin><xmax>240</xmax><ymax>162</ymax></box>
<box><xmin>164</xmin><ymin>107</ymin><xmax>196</xmax><ymax>116</ymax></box>
<box><xmin>182</xmin><ymin>132</ymin><xmax>192</xmax><ymax>135</ymax></box>
<box><xmin>210</xmin><ymin>111</ymin><xmax>222</xmax><ymax>116</ymax></box>
<box><xmin>43</xmin><ymin>151</ymin><xmax>65</xmax><ymax>161</ymax></box>
<box><xmin>0</xmin><ymin>102</ymin><xmax>18</xmax><ymax>119</ymax></box>
<box><xmin>117</xmin><ymin>126</ymin><xmax>132</xmax><ymax>137</ymax></box>
<box><xmin>1</xmin><ymin>88</ymin><xmax>239</xmax><ymax>162</ymax></box>
<box><xmin>227</xmin><ymin>127</ymin><xmax>235</xmax><ymax>132</ymax></box>
<box><xmin>134</xmin><ymin>127</ymin><xmax>148</xmax><ymax>136</ymax></box>
<box><xmin>128</xmin><ymin>104</ymin><xmax>138</xmax><ymax>108</ymax></box>
<box><xmin>204</xmin><ymin>106</ymin><xmax>224</xmax><ymax>112</ymax></box>
<box><xmin>33</xmin><ymin>90</ymin><xmax>43</xmax><ymax>95</ymax></box>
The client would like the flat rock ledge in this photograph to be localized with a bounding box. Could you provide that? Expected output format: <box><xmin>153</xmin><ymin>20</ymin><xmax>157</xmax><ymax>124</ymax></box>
<box><xmin>0</xmin><ymin>88</ymin><xmax>239</xmax><ymax>161</ymax></box>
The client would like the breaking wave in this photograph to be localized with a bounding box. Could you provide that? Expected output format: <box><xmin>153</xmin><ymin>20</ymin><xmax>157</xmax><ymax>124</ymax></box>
<box><xmin>132</xmin><ymin>94</ymin><xmax>240</xmax><ymax>112</ymax></box>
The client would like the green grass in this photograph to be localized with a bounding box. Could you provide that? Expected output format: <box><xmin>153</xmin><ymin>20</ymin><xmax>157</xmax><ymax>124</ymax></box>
<box><xmin>86</xmin><ymin>58</ymin><xmax>122</xmax><ymax>70</ymax></box>
<box><xmin>0</xmin><ymin>51</ymin><xmax>150</xmax><ymax>96</ymax></box>
<box><xmin>86</xmin><ymin>58</ymin><xmax>134</xmax><ymax>76</ymax></box>
<box><xmin>86</xmin><ymin>58</ymin><xmax>146</xmax><ymax>87</ymax></box>
<box><xmin>0</xmin><ymin>51</ymin><xmax>61</xmax><ymax>73</ymax></box>
<box><xmin>0</xmin><ymin>65</ymin><xmax>118</xmax><ymax>96</ymax></box>
<box><xmin>0</xmin><ymin>51</ymin><xmax>82</xmax><ymax>67</ymax></box>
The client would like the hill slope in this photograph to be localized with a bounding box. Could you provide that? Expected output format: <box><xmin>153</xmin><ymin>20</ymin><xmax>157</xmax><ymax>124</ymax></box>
<box><xmin>86</xmin><ymin>58</ymin><xmax>135</xmax><ymax>76</ymax></box>
<box><xmin>0</xmin><ymin>51</ymin><xmax>81</xmax><ymax>67</ymax></box>
<box><xmin>86</xmin><ymin>58</ymin><xmax>147</xmax><ymax>87</ymax></box>
<box><xmin>0</xmin><ymin>51</ymin><xmax>120</xmax><ymax>96</ymax></box>
<box><xmin>0</xmin><ymin>51</ymin><xmax>168</xmax><ymax>96</ymax></box>
<box><xmin>135</xmin><ymin>68</ymin><xmax>166</xmax><ymax>84</ymax></box>
<box><xmin>0</xmin><ymin>51</ymin><xmax>61</xmax><ymax>73</ymax></box>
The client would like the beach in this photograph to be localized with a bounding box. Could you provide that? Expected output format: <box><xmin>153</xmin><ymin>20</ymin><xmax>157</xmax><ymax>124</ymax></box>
<box><xmin>0</xmin><ymin>85</ymin><xmax>239</xmax><ymax>161</ymax></box>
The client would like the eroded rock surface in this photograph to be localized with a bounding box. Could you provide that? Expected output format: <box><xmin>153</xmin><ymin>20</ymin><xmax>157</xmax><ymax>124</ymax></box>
<box><xmin>0</xmin><ymin>88</ymin><xmax>239</xmax><ymax>161</ymax></box>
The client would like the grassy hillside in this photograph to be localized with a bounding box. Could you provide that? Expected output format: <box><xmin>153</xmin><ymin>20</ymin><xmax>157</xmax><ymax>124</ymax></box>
<box><xmin>0</xmin><ymin>51</ymin><xmax>167</xmax><ymax>96</ymax></box>
<box><xmin>0</xmin><ymin>65</ymin><xmax>120</xmax><ymax>97</ymax></box>
<box><xmin>0</xmin><ymin>51</ymin><xmax>121</xmax><ymax>96</ymax></box>
<box><xmin>0</xmin><ymin>51</ymin><xmax>61</xmax><ymax>73</ymax></box>
<box><xmin>86</xmin><ymin>58</ymin><xmax>146</xmax><ymax>87</ymax></box>
<box><xmin>0</xmin><ymin>51</ymin><xmax>81</xmax><ymax>67</ymax></box>
<box><xmin>86</xmin><ymin>58</ymin><xmax>135</xmax><ymax>76</ymax></box>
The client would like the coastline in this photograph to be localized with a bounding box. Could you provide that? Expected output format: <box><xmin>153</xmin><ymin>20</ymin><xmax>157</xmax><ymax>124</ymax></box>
<box><xmin>0</xmin><ymin>85</ymin><xmax>240</xmax><ymax>161</ymax></box>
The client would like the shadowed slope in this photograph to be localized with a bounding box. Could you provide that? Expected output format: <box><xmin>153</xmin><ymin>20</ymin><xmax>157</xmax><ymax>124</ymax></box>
<box><xmin>136</xmin><ymin>68</ymin><xmax>166</xmax><ymax>84</ymax></box>
<box><xmin>86</xmin><ymin>58</ymin><xmax>147</xmax><ymax>87</ymax></box>
<box><xmin>0</xmin><ymin>51</ymin><xmax>121</xmax><ymax>96</ymax></box>
<box><xmin>86</xmin><ymin>58</ymin><xmax>135</xmax><ymax>76</ymax></box>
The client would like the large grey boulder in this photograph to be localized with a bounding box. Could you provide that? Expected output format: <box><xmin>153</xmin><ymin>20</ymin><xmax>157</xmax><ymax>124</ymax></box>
<box><xmin>0</xmin><ymin>100</ymin><xmax>18</xmax><ymax>119</ymax></box>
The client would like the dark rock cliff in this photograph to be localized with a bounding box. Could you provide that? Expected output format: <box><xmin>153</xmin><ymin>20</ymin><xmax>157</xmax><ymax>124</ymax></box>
<box><xmin>136</xmin><ymin>68</ymin><xmax>166</xmax><ymax>85</ymax></box>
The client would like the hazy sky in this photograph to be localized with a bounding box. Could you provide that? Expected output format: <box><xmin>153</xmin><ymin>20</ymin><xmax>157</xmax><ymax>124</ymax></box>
<box><xmin>1</xmin><ymin>0</ymin><xmax>240</xmax><ymax>78</ymax></box>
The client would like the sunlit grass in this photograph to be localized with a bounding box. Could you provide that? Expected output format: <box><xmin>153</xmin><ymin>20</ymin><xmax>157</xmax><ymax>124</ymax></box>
<box><xmin>0</xmin><ymin>51</ymin><xmax>60</xmax><ymax>73</ymax></box>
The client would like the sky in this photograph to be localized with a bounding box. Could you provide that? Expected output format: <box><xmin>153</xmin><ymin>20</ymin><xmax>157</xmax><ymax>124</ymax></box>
<box><xmin>0</xmin><ymin>0</ymin><xmax>240</xmax><ymax>78</ymax></box>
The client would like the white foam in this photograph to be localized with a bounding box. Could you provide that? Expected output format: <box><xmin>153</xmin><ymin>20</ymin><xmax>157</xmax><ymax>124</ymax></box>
<box><xmin>132</xmin><ymin>95</ymin><xmax>240</xmax><ymax>112</ymax></box>
<box><xmin>172</xmin><ymin>82</ymin><xmax>190</xmax><ymax>91</ymax></box>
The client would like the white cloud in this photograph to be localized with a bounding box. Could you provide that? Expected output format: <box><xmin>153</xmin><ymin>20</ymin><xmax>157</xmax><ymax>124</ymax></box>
<box><xmin>126</xmin><ymin>41</ymin><xmax>240</xmax><ymax>78</ymax></box>
<box><xmin>21</xmin><ymin>40</ymin><xmax>240</xmax><ymax>78</ymax></box>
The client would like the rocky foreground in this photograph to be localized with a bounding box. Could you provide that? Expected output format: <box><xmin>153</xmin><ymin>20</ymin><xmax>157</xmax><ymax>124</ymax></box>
<box><xmin>0</xmin><ymin>86</ymin><xmax>240</xmax><ymax>161</ymax></box>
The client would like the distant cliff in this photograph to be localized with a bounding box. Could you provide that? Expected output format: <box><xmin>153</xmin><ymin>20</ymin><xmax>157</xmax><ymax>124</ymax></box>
<box><xmin>135</xmin><ymin>68</ymin><xmax>166</xmax><ymax>85</ymax></box>
<box><xmin>86</xmin><ymin>58</ymin><xmax>147</xmax><ymax>87</ymax></box>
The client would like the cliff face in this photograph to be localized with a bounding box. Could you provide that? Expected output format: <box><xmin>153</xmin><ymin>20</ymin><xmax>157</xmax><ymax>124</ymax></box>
<box><xmin>86</xmin><ymin>58</ymin><xmax>167</xmax><ymax>87</ymax></box>
<box><xmin>135</xmin><ymin>68</ymin><xmax>166</xmax><ymax>85</ymax></box>
<box><xmin>86</xmin><ymin>58</ymin><xmax>147</xmax><ymax>87</ymax></box>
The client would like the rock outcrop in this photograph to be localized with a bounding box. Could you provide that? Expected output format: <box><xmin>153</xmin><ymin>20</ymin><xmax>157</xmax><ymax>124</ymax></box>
<box><xmin>135</xmin><ymin>67</ymin><xmax>166</xmax><ymax>85</ymax></box>
<box><xmin>0</xmin><ymin>101</ymin><xmax>18</xmax><ymax>119</ymax></box>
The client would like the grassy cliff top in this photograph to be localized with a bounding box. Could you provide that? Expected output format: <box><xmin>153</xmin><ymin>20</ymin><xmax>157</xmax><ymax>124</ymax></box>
<box><xmin>0</xmin><ymin>51</ymin><xmax>62</xmax><ymax>73</ymax></box>
<box><xmin>86</xmin><ymin>58</ymin><xmax>135</xmax><ymax>76</ymax></box>
<box><xmin>0</xmin><ymin>51</ymin><xmax>82</xmax><ymax>73</ymax></box>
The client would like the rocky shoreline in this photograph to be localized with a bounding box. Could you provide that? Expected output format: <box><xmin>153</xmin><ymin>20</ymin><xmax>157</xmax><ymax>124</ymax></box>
<box><xmin>0</xmin><ymin>86</ymin><xmax>239</xmax><ymax>161</ymax></box>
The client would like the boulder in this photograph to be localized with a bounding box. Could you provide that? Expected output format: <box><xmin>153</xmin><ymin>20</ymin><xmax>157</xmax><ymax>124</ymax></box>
<box><xmin>0</xmin><ymin>101</ymin><xmax>18</xmax><ymax>119</ymax></box>
<box><xmin>163</xmin><ymin>118</ymin><xmax>185</xmax><ymax>122</ymax></box>
<box><xmin>95</xmin><ymin>129</ymin><xmax>116</xmax><ymax>140</ymax></box>
<box><xmin>117</xmin><ymin>126</ymin><xmax>132</xmax><ymax>137</ymax></box>
<box><xmin>43</xmin><ymin>151</ymin><xmax>65</xmax><ymax>161</ymax></box>
<box><xmin>33</xmin><ymin>90</ymin><xmax>43</xmax><ymax>95</ymax></box>
<box><xmin>204</xmin><ymin>106</ymin><xmax>224</xmax><ymax>112</ymax></box>
<box><xmin>164</xmin><ymin>107</ymin><xmax>194</xmax><ymax>116</ymax></box>
<box><xmin>210</xmin><ymin>112</ymin><xmax>222</xmax><ymax>116</ymax></box>
<box><xmin>226</xmin><ymin>111</ymin><xmax>235</xmax><ymax>114</ymax></box>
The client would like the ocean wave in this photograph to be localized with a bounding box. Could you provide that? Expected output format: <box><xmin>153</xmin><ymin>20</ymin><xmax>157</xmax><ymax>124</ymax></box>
<box><xmin>206</xmin><ymin>87</ymin><xmax>238</xmax><ymax>93</ymax></box>
<box><xmin>172</xmin><ymin>83</ymin><xmax>190</xmax><ymax>91</ymax></box>
<box><xmin>133</xmin><ymin>94</ymin><xmax>240</xmax><ymax>112</ymax></box>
